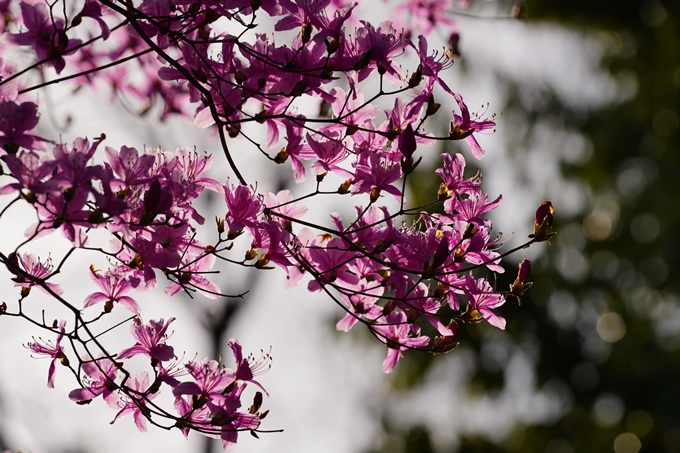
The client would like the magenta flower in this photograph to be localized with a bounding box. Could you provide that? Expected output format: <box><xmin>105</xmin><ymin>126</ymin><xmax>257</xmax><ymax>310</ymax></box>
<box><xmin>464</xmin><ymin>275</ymin><xmax>506</xmax><ymax>330</ymax></box>
<box><xmin>372</xmin><ymin>311</ymin><xmax>430</xmax><ymax>373</ymax></box>
<box><xmin>26</xmin><ymin>320</ymin><xmax>68</xmax><ymax>388</ymax></box>
<box><xmin>164</xmin><ymin>253</ymin><xmax>221</xmax><ymax>299</ymax></box>
<box><xmin>351</xmin><ymin>152</ymin><xmax>402</xmax><ymax>202</ymax></box>
<box><xmin>0</xmin><ymin>101</ymin><xmax>44</xmax><ymax>153</ymax></box>
<box><xmin>84</xmin><ymin>266</ymin><xmax>139</xmax><ymax>313</ymax></box>
<box><xmin>172</xmin><ymin>358</ymin><xmax>236</xmax><ymax>404</ymax></box>
<box><xmin>118</xmin><ymin>317</ymin><xmax>176</xmax><ymax>362</ymax></box>
<box><xmin>449</xmin><ymin>93</ymin><xmax>496</xmax><ymax>160</ymax></box>
<box><xmin>224</xmin><ymin>183</ymin><xmax>263</xmax><ymax>235</ymax></box>
<box><xmin>9</xmin><ymin>2</ymin><xmax>82</xmax><ymax>73</ymax></box>
<box><xmin>110</xmin><ymin>372</ymin><xmax>155</xmax><ymax>432</ymax></box>
<box><xmin>227</xmin><ymin>339</ymin><xmax>270</xmax><ymax>394</ymax></box>
<box><xmin>68</xmin><ymin>357</ymin><xmax>120</xmax><ymax>407</ymax></box>
<box><xmin>7</xmin><ymin>252</ymin><xmax>63</xmax><ymax>296</ymax></box>
<box><xmin>307</xmin><ymin>237</ymin><xmax>360</xmax><ymax>291</ymax></box>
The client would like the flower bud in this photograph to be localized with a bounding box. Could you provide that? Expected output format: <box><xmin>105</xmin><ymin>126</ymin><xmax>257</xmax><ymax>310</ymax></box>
<box><xmin>398</xmin><ymin>124</ymin><xmax>417</xmax><ymax>159</ymax></box>
<box><xmin>255</xmin><ymin>253</ymin><xmax>270</xmax><ymax>269</ymax></box>
<box><xmin>301</xmin><ymin>23</ymin><xmax>312</xmax><ymax>43</ymax></box>
<box><xmin>509</xmin><ymin>259</ymin><xmax>532</xmax><ymax>304</ymax></box>
<box><xmin>338</xmin><ymin>179</ymin><xmax>352</xmax><ymax>194</ymax></box>
<box><xmin>426</xmin><ymin>93</ymin><xmax>441</xmax><ymax>117</ymax></box>
<box><xmin>245</xmin><ymin>249</ymin><xmax>258</xmax><ymax>260</ymax></box>
<box><xmin>215</xmin><ymin>216</ymin><xmax>225</xmax><ymax>235</ymax></box>
<box><xmin>274</xmin><ymin>147</ymin><xmax>289</xmax><ymax>163</ymax></box>
<box><xmin>227</xmin><ymin>230</ymin><xmax>243</xmax><ymax>240</ymax></box>
<box><xmin>438</xmin><ymin>183</ymin><xmax>452</xmax><ymax>201</ymax></box>
<box><xmin>407</xmin><ymin>64</ymin><xmax>423</xmax><ymax>88</ymax></box>
<box><xmin>369</xmin><ymin>187</ymin><xmax>381</xmax><ymax>203</ymax></box>
<box><xmin>325</xmin><ymin>38</ymin><xmax>340</xmax><ymax>54</ymax></box>
<box><xmin>530</xmin><ymin>201</ymin><xmax>556</xmax><ymax>241</ymax></box>
<box><xmin>463</xmin><ymin>223</ymin><xmax>478</xmax><ymax>239</ymax></box>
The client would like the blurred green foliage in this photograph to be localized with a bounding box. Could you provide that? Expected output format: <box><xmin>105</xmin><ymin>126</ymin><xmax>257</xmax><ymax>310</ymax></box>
<box><xmin>366</xmin><ymin>1</ymin><xmax>680</xmax><ymax>452</ymax></box>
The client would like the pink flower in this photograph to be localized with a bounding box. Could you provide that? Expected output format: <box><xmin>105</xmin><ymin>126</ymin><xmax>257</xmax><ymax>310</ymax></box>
<box><xmin>84</xmin><ymin>266</ymin><xmax>139</xmax><ymax>313</ymax></box>
<box><xmin>7</xmin><ymin>252</ymin><xmax>63</xmax><ymax>296</ymax></box>
<box><xmin>449</xmin><ymin>93</ymin><xmax>496</xmax><ymax>160</ymax></box>
<box><xmin>224</xmin><ymin>183</ymin><xmax>262</xmax><ymax>235</ymax></box>
<box><xmin>9</xmin><ymin>2</ymin><xmax>82</xmax><ymax>73</ymax></box>
<box><xmin>373</xmin><ymin>311</ymin><xmax>429</xmax><ymax>373</ymax></box>
<box><xmin>0</xmin><ymin>101</ymin><xmax>44</xmax><ymax>153</ymax></box>
<box><xmin>118</xmin><ymin>317</ymin><xmax>176</xmax><ymax>362</ymax></box>
<box><xmin>464</xmin><ymin>275</ymin><xmax>506</xmax><ymax>329</ymax></box>
<box><xmin>26</xmin><ymin>320</ymin><xmax>68</xmax><ymax>388</ymax></box>
<box><xmin>68</xmin><ymin>357</ymin><xmax>120</xmax><ymax>407</ymax></box>
<box><xmin>110</xmin><ymin>372</ymin><xmax>155</xmax><ymax>432</ymax></box>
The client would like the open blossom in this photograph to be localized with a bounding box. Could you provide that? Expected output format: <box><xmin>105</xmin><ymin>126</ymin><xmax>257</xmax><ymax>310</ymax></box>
<box><xmin>227</xmin><ymin>339</ymin><xmax>271</xmax><ymax>394</ymax></box>
<box><xmin>464</xmin><ymin>275</ymin><xmax>506</xmax><ymax>330</ymax></box>
<box><xmin>7</xmin><ymin>252</ymin><xmax>63</xmax><ymax>296</ymax></box>
<box><xmin>84</xmin><ymin>266</ymin><xmax>139</xmax><ymax>313</ymax></box>
<box><xmin>164</xmin><ymin>252</ymin><xmax>221</xmax><ymax>299</ymax></box>
<box><xmin>224</xmin><ymin>183</ymin><xmax>262</xmax><ymax>235</ymax></box>
<box><xmin>0</xmin><ymin>101</ymin><xmax>44</xmax><ymax>153</ymax></box>
<box><xmin>110</xmin><ymin>372</ymin><xmax>155</xmax><ymax>432</ymax></box>
<box><xmin>373</xmin><ymin>311</ymin><xmax>430</xmax><ymax>373</ymax></box>
<box><xmin>449</xmin><ymin>92</ymin><xmax>496</xmax><ymax>160</ymax></box>
<box><xmin>9</xmin><ymin>2</ymin><xmax>82</xmax><ymax>73</ymax></box>
<box><xmin>68</xmin><ymin>357</ymin><xmax>120</xmax><ymax>407</ymax></box>
<box><xmin>118</xmin><ymin>317</ymin><xmax>176</xmax><ymax>362</ymax></box>
<box><xmin>26</xmin><ymin>320</ymin><xmax>68</xmax><ymax>388</ymax></box>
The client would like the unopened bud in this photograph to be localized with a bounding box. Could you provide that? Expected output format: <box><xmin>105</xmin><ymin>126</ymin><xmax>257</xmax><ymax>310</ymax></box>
<box><xmin>249</xmin><ymin>392</ymin><xmax>263</xmax><ymax>414</ymax></box>
<box><xmin>0</xmin><ymin>302</ymin><xmax>6</xmax><ymax>314</ymax></box>
<box><xmin>382</xmin><ymin>300</ymin><xmax>396</xmax><ymax>316</ymax></box>
<box><xmin>463</xmin><ymin>223</ymin><xmax>478</xmax><ymax>239</ymax></box>
<box><xmin>234</xmin><ymin>70</ymin><xmax>247</xmax><ymax>85</ymax></box>
<box><xmin>325</xmin><ymin>38</ymin><xmax>340</xmax><ymax>54</ymax></box>
<box><xmin>227</xmin><ymin>124</ymin><xmax>241</xmax><ymax>138</ymax></box>
<box><xmin>530</xmin><ymin>201</ymin><xmax>556</xmax><ymax>241</ymax></box>
<box><xmin>245</xmin><ymin>249</ymin><xmax>258</xmax><ymax>260</ymax></box>
<box><xmin>104</xmin><ymin>300</ymin><xmax>114</xmax><ymax>313</ymax></box>
<box><xmin>509</xmin><ymin>259</ymin><xmax>532</xmax><ymax>304</ymax></box>
<box><xmin>426</xmin><ymin>97</ymin><xmax>441</xmax><ymax>117</ymax></box>
<box><xmin>20</xmin><ymin>286</ymin><xmax>30</xmax><ymax>298</ymax></box>
<box><xmin>338</xmin><ymin>179</ymin><xmax>352</xmax><ymax>194</ymax></box>
<box><xmin>216</xmin><ymin>216</ymin><xmax>225</xmax><ymax>234</ymax></box>
<box><xmin>408</xmin><ymin>64</ymin><xmax>423</xmax><ymax>88</ymax></box>
<box><xmin>316</xmin><ymin>172</ymin><xmax>327</xmax><ymax>182</ymax></box>
<box><xmin>369</xmin><ymin>187</ymin><xmax>381</xmax><ymax>203</ymax></box>
<box><xmin>290</xmin><ymin>80</ymin><xmax>308</xmax><ymax>97</ymax></box>
<box><xmin>227</xmin><ymin>230</ymin><xmax>243</xmax><ymax>240</ymax></box>
<box><xmin>255</xmin><ymin>253</ymin><xmax>270</xmax><ymax>269</ymax></box>
<box><xmin>438</xmin><ymin>183</ymin><xmax>452</xmax><ymax>201</ymax></box>
<box><xmin>274</xmin><ymin>148</ymin><xmax>289</xmax><ymax>163</ymax></box>
<box><xmin>301</xmin><ymin>23</ymin><xmax>312</xmax><ymax>43</ymax></box>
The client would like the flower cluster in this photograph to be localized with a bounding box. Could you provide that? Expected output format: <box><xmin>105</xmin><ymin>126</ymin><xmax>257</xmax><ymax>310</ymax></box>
<box><xmin>0</xmin><ymin>0</ymin><xmax>549</xmax><ymax>448</ymax></box>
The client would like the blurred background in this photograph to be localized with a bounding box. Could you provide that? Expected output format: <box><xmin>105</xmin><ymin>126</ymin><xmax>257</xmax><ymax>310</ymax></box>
<box><xmin>0</xmin><ymin>0</ymin><xmax>679</xmax><ymax>453</ymax></box>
